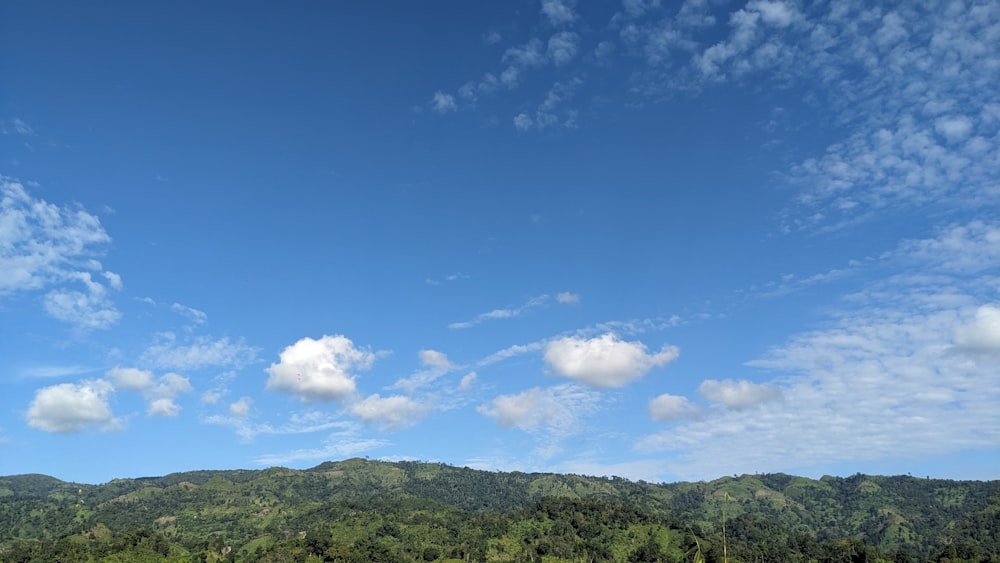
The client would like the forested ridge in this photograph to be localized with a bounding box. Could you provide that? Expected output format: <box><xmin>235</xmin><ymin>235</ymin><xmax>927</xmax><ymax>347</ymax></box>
<box><xmin>1</xmin><ymin>458</ymin><xmax>997</xmax><ymax>562</ymax></box>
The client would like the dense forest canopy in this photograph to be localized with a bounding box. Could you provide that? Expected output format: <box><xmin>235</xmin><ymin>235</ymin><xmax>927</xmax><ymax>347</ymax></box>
<box><xmin>1</xmin><ymin>458</ymin><xmax>998</xmax><ymax>562</ymax></box>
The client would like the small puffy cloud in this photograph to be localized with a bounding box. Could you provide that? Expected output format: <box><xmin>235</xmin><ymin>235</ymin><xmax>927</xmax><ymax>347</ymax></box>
<box><xmin>514</xmin><ymin>113</ymin><xmax>533</xmax><ymax>131</ymax></box>
<box><xmin>107</xmin><ymin>367</ymin><xmax>154</xmax><ymax>391</ymax></box>
<box><xmin>649</xmin><ymin>393</ymin><xmax>700</xmax><ymax>421</ymax></box>
<box><xmin>698</xmin><ymin>379</ymin><xmax>784</xmax><ymax>410</ymax></box>
<box><xmin>26</xmin><ymin>380</ymin><xmax>117</xmax><ymax>433</ymax></box>
<box><xmin>503</xmin><ymin>38</ymin><xmax>547</xmax><ymax>69</ymax></box>
<box><xmin>201</xmin><ymin>390</ymin><xmax>222</xmax><ymax>404</ymax></box>
<box><xmin>419</xmin><ymin>349</ymin><xmax>453</xmax><ymax>369</ymax></box>
<box><xmin>749</xmin><ymin>0</ymin><xmax>799</xmax><ymax>27</ymax></box>
<box><xmin>230</xmin><ymin>397</ymin><xmax>252</xmax><ymax>417</ymax></box>
<box><xmin>141</xmin><ymin>333</ymin><xmax>258</xmax><ymax>370</ymax></box>
<box><xmin>544</xmin><ymin>333</ymin><xmax>679</xmax><ymax>387</ymax></box>
<box><xmin>478</xmin><ymin>384</ymin><xmax>601</xmax><ymax>436</ymax></box>
<box><xmin>148</xmin><ymin>398</ymin><xmax>181</xmax><ymax>417</ymax></box>
<box><xmin>541</xmin><ymin>0</ymin><xmax>577</xmax><ymax>26</ymax></box>
<box><xmin>459</xmin><ymin>371</ymin><xmax>478</xmax><ymax>391</ymax></box>
<box><xmin>431</xmin><ymin>91</ymin><xmax>457</xmax><ymax>113</ymax></box>
<box><xmin>103</xmin><ymin>271</ymin><xmax>123</xmax><ymax>290</ymax></box>
<box><xmin>556</xmin><ymin>292</ymin><xmax>580</xmax><ymax>304</ymax></box>
<box><xmin>106</xmin><ymin>367</ymin><xmax>192</xmax><ymax>416</ymax></box>
<box><xmin>955</xmin><ymin>304</ymin><xmax>1000</xmax><ymax>351</ymax></box>
<box><xmin>483</xmin><ymin>31</ymin><xmax>502</xmax><ymax>45</ymax></box>
<box><xmin>934</xmin><ymin>115</ymin><xmax>974</xmax><ymax>143</ymax></box>
<box><xmin>349</xmin><ymin>394</ymin><xmax>427</xmax><ymax>429</ymax></box>
<box><xmin>265</xmin><ymin>334</ymin><xmax>375</xmax><ymax>402</ymax></box>
<box><xmin>547</xmin><ymin>31</ymin><xmax>580</xmax><ymax>65</ymax></box>
<box><xmin>154</xmin><ymin>372</ymin><xmax>193</xmax><ymax>397</ymax></box>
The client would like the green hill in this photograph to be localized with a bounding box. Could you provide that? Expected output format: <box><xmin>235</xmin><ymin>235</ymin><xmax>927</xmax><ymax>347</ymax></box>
<box><xmin>0</xmin><ymin>459</ymin><xmax>997</xmax><ymax>562</ymax></box>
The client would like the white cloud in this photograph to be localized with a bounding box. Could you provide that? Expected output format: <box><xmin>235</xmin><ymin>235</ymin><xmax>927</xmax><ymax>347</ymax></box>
<box><xmin>431</xmin><ymin>91</ymin><xmax>457</xmax><ymax>113</ymax></box>
<box><xmin>478</xmin><ymin>384</ymin><xmax>601</xmax><ymax>437</ymax></box>
<box><xmin>698</xmin><ymin>379</ymin><xmax>783</xmax><ymax>410</ymax></box>
<box><xmin>102</xmin><ymin>271</ymin><xmax>122</xmax><ymax>290</ymax></box>
<box><xmin>547</xmin><ymin>31</ymin><xmax>580</xmax><ymax>65</ymax></box>
<box><xmin>201</xmin><ymin>390</ymin><xmax>221</xmax><ymax>404</ymax></box>
<box><xmin>636</xmin><ymin>223</ymin><xmax>1000</xmax><ymax>478</ymax></box>
<box><xmin>392</xmin><ymin>349</ymin><xmax>456</xmax><ymax>393</ymax></box>
<box><xmin>749</xmin><ymin>0</ymin><xmax>799</xmax><ymax>28</ymax></box>
<box><xmin>954</xmin><ymin>304</ymin><xmax>1000</xmax><ymax>351</ymax></box>
<box><xmin>649</xmin><ymin>393</ymin><xmax>700</xmax><ymax>421</ymax></box>
<box><xmin>419</xmin><ymin>349</ymin><xmax>453</xmax><ymax>369</ymax></box>
<box><xmin>1</xmin><ymin>179</ymin><xmax>121</xmax><ymax>326</ymax></box>
<box><xmin>500</xmin><ymin>39</ymin><xmax>547</xmax><ymax>88</ymax></box>
<box><xmin>154</xmin><ymin>372</ymin><xmax>193</xmax><ymax>398</ymax></box>
<box><xmin>229</xmin><ymin>397</ymin><xmax>252</xmax><ymax>417</ymax></box>
<box><xmin>483</xmin><ymin>31</ymin><xmax>503</xmax><ymax>45</ymax></box>
<box><xmin>250</xmin><ymin>421</ymin><xmax>388</xmax><ymax>465</ymax></box>
<box><xmin>147</xmin><ymin>398</ymin><xmax>181</xmax><ymax>417</ymax></box>
<box><xmin>205</xmin><ymin>410</ymin><xmax>350</xmax><ymax>443</ymax></box>
<box><xmin>503</xmin><ymin>38</ymin><xmax>547</xmax><ymax>69</ymax></box>
<box><xmin>459</xmin><ymin>371</ymin><xmax>478</xmax><ymax>391</ymax></box>
<box><xmin>556</xmin><ymin>291</ymin><xmax>580</xmax><ymax>304</ymax></box>
<box><xmin>935</xmin><ymin>115</ymin><xmax>974</xmax><ymax>143</ymax></box>
<box><xmin>514</xmin><ymin>112</ymin><xmax>534</xmax><ymax>131</ymax></box>
<box><xmin>42</xmin><ymin>270</ymin><xmax>121</xmax><ymax>330</ymax></box>
<box><xmin>170</xmin><ymin>302</ymin><xmax>207</xmax><ymax>324</ymax></box>
<box><xmin>4</xmin><ymin>118</ymin><xmax>34</xmax><ymax>135</ymax></box>
<box><xmin>141</xmin><ymin>333</ymin><xmax>258</xmax><ymax>370</ymax></box>
<box><xmin>892</xmin><ymin>221</ymin><xmax>1000</xmax><ymax>275</ymax></box>
<box><xmin>106</xmin><ymin>367</ymin><xmax>192</xmax><ymax>416</ymax></box>
<box><xmin>350</xmin><ymin>394</ymin><xmax>428</xmax><ymax>429</ymax></box>
<box><xmin>26</xmin><ymin>380</ymin><xmax>118</xmax><ymax>433</ymax></box>
<box><xmin>479</xmin><ymin>341</ymin><xmax>546</xmax><ymax>366</ymax></box>
<box><xmin>254</xmin><ymin>435</ymin><xmax>388</xmax><ymax>467</ymax></box>
<box><xmin>450</xmin><ymin>294</ymin><xmax>550</xmax><ymax>329</ymax></box>
<box><xmin>541</xmin><ymin>0</ymin><xmax>577</xmax><ymax>27</ymax></box>
<box><xmin>107</xmin><ymin>367</ymin><xmax>154</xmax><ymax>391</ymax></box>
<box><xmin>544</xmin><ymin>333</ymin><xmax>679</xmax><ymax>387</ymax></box>
<box><xmin>265</xmin><ymin>334</ymin><xmax>375</xmax><ymax>402</ymax></box>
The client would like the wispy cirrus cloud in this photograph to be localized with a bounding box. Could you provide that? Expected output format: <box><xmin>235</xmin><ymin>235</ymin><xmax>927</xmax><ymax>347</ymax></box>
<box><xmin>141</xmin><ymin>332</ymin><xmax>258</xmax><ymax>371</ymax></box>
<box><xmin>170</xmin><ymin>302</ymin><xmax>207</xmax><ymax>325</ymax></box>
<box><xmin>429</xmin><ymin>0</ymin><xmax>1000</xmax><ymax>237</ymax></box>
<box><xmin>252</xmin><ymin>421</ymin><xmax>388</xmax><ymax>466</ymax></box>
<box><xmin>205</xmin><ymin>410</ymin><xmax>352</xmax><ymax>443</ymax></box>
<box><xmin>392</xmin><ymin>349</ymin><xmax>456</xmax><ymax>393</ymax></box>
<box><xmin>636</xmin><ymin>220</ymin><xmax>1000</xmax><ymax>479</ymax></box>
<box><xmin>478</xmin><ymin>383</ymin><xmax>602</xmax><ymax>457</ymax></box>
<box><xmin>1</xmin><ymin>118</ymin><xmax>34</xmax><ymax>136</ymax></box>
<box><xmin>449</xmin><ymin>294</ymin><xmax>552</xmax><ymax>329</ymax></box>
<box><xmin>1</xmin><ymin>178</ymin><xmax>122</xmax><ymax>329</ymax></box>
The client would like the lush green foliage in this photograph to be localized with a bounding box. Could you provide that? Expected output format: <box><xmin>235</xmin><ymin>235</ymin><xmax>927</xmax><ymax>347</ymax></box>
<box><xmin>1</xmin><ymin>459</ymin><xmax>997</xmax><ymax>562</ymax></box>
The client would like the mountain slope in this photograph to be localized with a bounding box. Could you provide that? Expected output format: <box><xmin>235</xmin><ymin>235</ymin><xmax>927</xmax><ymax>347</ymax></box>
<box><xmin>1</xmin><ymin>459</ymin><xmax>997</xmax><ymax>562</ymax></box>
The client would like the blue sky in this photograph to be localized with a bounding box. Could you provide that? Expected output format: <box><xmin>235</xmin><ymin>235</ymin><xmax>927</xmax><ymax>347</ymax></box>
<box><xmin>2</xmin><ymin>0</ymin><xmax>999</xmax><ymax>485</ymax></box>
